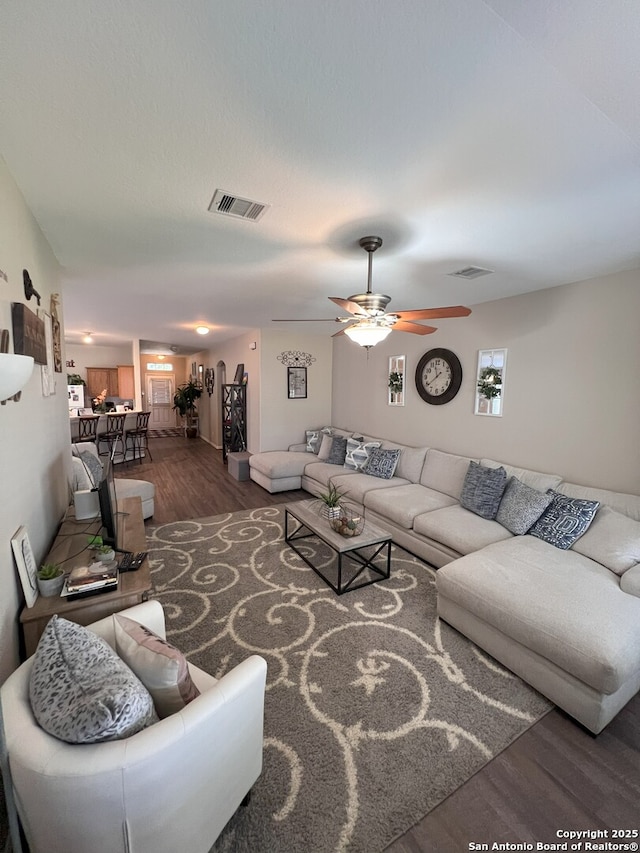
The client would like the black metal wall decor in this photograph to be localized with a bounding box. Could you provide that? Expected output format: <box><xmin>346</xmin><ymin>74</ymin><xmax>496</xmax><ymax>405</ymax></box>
<box><xmin>23</xmin><ymin>269</ymin><xmax>41</xmax><ymax>306</ymax></box>
<box><xmin>277</xmin><ymin>350</ymin><xmax>316</xmax><ymax>367</ymax></box>
<box><xmin>204</xmin><ymin>367</ymin><xmax>214</xmax><ymax>395</ymax></box>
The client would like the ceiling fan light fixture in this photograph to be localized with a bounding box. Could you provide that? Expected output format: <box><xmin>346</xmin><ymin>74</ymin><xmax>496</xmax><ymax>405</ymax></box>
<box><xmin>195</xmin><ymin>325</ymin><xmax>210</xmax><ymax>335</ymax></box>
<box><xmin>82</xmin><ymin>332</ymin><xmax>93</xmax><ymax>344</ymax></box>
<box><xmin>344</xmin><ymin>320</ymin><xmax>392</xmax><ymax>348</ymax></box>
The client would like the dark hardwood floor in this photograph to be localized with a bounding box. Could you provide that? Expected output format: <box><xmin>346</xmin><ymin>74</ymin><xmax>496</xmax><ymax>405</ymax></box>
<box><xmin>117</xmin><ymin>436</ymin><xmax>640</xmax><ymax>851</ymax></box>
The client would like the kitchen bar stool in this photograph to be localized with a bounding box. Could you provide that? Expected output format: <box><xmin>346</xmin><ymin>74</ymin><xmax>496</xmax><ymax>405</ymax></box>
<box><xmin>124</xmin><ymin>411</ymin><xmax>153</xmax><ymax>464</ymax></box>
<box><xmin>72</xmin><ymin>415</ymin><xmax>99</xmax><ymax>444</ymax></box>
<box><xmin>97</xmin><ymin>412</ymin><xmax>126</xmax><ymax>460</ymax></box>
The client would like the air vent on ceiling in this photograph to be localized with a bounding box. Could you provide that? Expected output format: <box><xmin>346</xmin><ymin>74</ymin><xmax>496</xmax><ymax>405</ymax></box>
<box><xmin>208</xmin><ymin>189</ymin><xmax>269</xmax><ymax>222</ymax></box>
<box><xmin>448</xmin><ymin>265</ymin><xmax>494</xmax><ymax>280</ymax></box>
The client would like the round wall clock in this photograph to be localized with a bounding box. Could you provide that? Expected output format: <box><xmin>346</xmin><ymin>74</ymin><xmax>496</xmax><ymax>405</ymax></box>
<box><xmin>415</xmin><ymin>348</ymin><xmax>463</xmax><ymax>405</ymax></box>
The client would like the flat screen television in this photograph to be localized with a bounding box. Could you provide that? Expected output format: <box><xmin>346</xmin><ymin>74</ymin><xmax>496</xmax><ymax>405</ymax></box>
<box><xmin>97</xmin><ymin>457</ymin><xmax>118</xmax><ymax>549</ymax></box>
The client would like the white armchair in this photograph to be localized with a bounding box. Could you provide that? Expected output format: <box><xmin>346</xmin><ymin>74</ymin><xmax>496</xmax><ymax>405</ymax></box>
<box><xmin>0</xmin><ymin>601</ymin><xmax>267</xmax><ymax>853</ymax></box>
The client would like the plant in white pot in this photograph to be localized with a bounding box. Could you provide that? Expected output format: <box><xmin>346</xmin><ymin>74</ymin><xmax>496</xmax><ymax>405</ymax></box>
<box><xmin>37</xmin><ymin>564</ymin><xmax>65</xmax><ymax>597</ymax></box>
<box><xmin>96</xmin><ymin>544</ymin><xmax>116</xmax><ymax>563</ymax></box>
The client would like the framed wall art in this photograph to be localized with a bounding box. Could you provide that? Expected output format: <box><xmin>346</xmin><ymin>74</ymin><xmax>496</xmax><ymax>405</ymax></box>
<box><xmin>388</xmin><ymin>355</ymin><xmax>405</xmax><ymax>406</ymax></box>
<box><xmin>11</xmin><ymin>525</ymin><xmax>38</xmax><ymax>607</ymax></box>
<box><xmin>287</xmin><ymin>366</ymin><xmax>307</xmax><ymax>399</ymax></box>
<box><xmin>475</xmin><ymin>348</ymin><xmax>507</xmax><ymax>416</ymax></box>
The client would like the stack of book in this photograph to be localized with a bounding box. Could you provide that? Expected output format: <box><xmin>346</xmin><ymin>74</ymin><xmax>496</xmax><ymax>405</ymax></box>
<box><xmin>62</xmin><ymin>563</ymin><xmax>118</xmax><ymax>597</ymax></box>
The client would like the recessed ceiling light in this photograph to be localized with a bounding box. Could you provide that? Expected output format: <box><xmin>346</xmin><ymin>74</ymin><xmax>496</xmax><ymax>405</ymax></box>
<box><xmin>83</xmin><ymin>332</ymin><xmax>93</xmax><ymax>344</ymax></box>
<box><xmin>195</xmin><ymin>326</ymin><xmax>210</xmax><ymax>335</ymax></box>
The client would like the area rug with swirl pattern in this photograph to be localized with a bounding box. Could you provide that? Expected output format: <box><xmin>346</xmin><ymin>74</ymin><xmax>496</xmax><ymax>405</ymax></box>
<box><xmin>146</xmin><ymin>505</ymin><xmax>551</xmax><ymax>853</ymax></box>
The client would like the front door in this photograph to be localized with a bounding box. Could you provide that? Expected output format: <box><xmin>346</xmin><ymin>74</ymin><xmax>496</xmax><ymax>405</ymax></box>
<box><xmin>147</xmin><ymin>375</ymin><xmax>175</xmax><ymax>429</ymax></box>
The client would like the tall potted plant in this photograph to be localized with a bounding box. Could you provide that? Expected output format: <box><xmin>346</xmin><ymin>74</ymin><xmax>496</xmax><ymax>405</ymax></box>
<box><xmin>173</xmin><ymin>379</ymin><xmax>203</xmax><ymax>438</ymax></box>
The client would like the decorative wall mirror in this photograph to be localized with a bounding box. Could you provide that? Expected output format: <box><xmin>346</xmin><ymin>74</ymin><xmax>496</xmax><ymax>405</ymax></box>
<box><xmin>388</xmin><ymin>355</ymin><xmax>405</xmax><ymax>406</ymax></box>
<box><xmin>475</xmin><ymin>348</ymin><xmax>507</xmax><ymax>416</ymax></box>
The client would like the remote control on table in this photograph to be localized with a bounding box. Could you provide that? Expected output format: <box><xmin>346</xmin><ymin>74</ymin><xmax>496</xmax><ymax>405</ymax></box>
<box><xmin>119</xmin><ymin>551</ymin><xmax>148</xmax><ymax>571</ymax></box>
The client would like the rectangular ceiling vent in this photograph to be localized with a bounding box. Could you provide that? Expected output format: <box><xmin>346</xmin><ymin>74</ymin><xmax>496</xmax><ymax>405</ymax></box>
<box><xmin>208</xmin><ymin>189</ymin><xmax>269</xmax><ymax>222</ymax></box>
<box><xmin>448</xmin><ymin>265</ymin><xmax>494</xmax><ymax>280</ymax></box>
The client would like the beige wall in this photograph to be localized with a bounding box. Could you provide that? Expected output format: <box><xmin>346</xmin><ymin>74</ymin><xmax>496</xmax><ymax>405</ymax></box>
<box><xmin>204</xmin><ymin>329</ymin><xmax>333</xmax><ymax>453</ymax></box>
<box><xmin>0</xmin><ymin>158</ymin><xmax>70</xmax><ymax>682</ymax></box>
<box><xmin>66</xmin><ymin>342</ymin><xmax>134</xmax><ymax>377</ymax></box>
<box><xmin>332</xmin><ymin>268</ymin><xmax>640</xmax><ymax>495</ymax></box>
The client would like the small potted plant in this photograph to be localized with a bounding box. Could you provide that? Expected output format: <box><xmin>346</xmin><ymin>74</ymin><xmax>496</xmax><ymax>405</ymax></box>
<box><xmin>95</xmin><ymin>544</ymin><xmax>116</xmax><ymax>563</ymax></box>
<box><xmin>316</xmin><ymin>483</ymin><xmax>348</xmax><ymax>521</ymax></box>
<box><xmin>37</xmin><ymin>564</ymin><xmax>65</xmax><ymax>597</ymax></box>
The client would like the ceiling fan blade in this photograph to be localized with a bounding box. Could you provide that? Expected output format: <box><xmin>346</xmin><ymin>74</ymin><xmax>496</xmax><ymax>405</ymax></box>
<box><xmin>394</xmin><ymin>306</ymin><xmax>472</xmax><ymax>321</ymax></box>
<box><xmin>272</xmin><ymin>318</ymin><xmax>345</xmax><ymax>323</ymax></box>
<box><xmin>328</xmin><ymin>296</ymin><xmax>367</xmax><ymax>316</ymax></box>
<box><xmin>332</xmin><ymin>327</ymin><xmax>348</xmax><ymax>337</ymax></box>
<box><xmin>392</xmin><ymin>320</ymin><xmax>438</xmax><ymax>335</ymax></box>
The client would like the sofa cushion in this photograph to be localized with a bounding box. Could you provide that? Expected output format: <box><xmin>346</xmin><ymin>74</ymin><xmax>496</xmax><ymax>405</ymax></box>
<box><xmin>343</xmin><ymin>437</ymin><xmax>381</xmax><ymax>471</ymax></box>
<box><xmin>327</xmin><ymin>435</ymin><xmax>348</xmax><ymax>465</ymax></box>
<box><xmin>249</xmin><ymin>450</ymin><xmax>310</xmax><ymax>478</ymax></box>
<box><xmin>481</xmin><ymin>458</ymin><xmax>562</xmax><ymax>492</ymax></box>
<box><xmin>496</xmin><ymin>477</ymin><xmax>554</xmax><ymax>535</ymax></box>
<box><xmin>570</xmin><ymin>506</ymin><xmax>640</xmax><ymax>576</ymax></box>
<box><xmin>460</xmin><ymin>462</ymin><xmax>507</xmax><ymax>520</ymax></box>
<box><xmin>114</xmin><ymin>615</ymin><xmax>200</xmax><ymax>718</ymax></box>
<box><xmin>436</xmin><ymin>536</ymin><xmax>640</xmax><ymax>693</ymax></box>
<box><xmin>365</xmin><ymin>484</ymin><xmax>457</xmax><ymax>529</ymax></box>
<box><xmin>621</xmin><ymin>565</ymin><xmax>640</xmax><ymax>598</ymax></box>
<box><xmin>29</xmin><ymin>616</ymin><xmax>157</xmax><ymax>744</ymax></box>
<box><xmin>363</xmin><ymin>447</ymin><xmax>401</xmax><ymax>479</ymax></box>
<box><xmin>381</xmin><ymin>442</ymin><xmax>428</xmax><ymax>483</ymax></box>
<box><xmin>330</xmin><ymin>471</ymin><xmax>410</xmax><ymax>506</ymax></box>
<box><xmin>557</xmin><ymin>482</ymin><xmax>640</xmax><ymax>522</ymax></box>
<box><xmin>413</xmin><ymin>504</ymin><xmax>513</xmax><ymax>555</ymax></box>
<box><xmin>419</xmin><ymin>449</ymin><xmax>477</xmax><ymax>499</ymax></box>
<box><xmin>529</xmin><ymin>490</ymin><xmax>600</xmax><ymax>550</ymax></box>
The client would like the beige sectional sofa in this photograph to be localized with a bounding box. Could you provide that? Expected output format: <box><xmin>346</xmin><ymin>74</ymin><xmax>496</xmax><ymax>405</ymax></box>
<box><xmin>248</xmin><ymin>428</ymin><xmax>640</xmax><ymax>733</ymax></box>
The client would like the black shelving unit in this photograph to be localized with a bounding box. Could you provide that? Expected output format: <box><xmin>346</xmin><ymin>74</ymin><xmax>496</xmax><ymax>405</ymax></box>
<box><xmin>221</xmin><ymin>384</ymin><xmax>247</xmax><ymax>461</ymax></box>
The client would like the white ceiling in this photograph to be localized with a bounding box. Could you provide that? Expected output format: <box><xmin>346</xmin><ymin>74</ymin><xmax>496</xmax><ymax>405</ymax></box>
<box><xmin>1</xmin><ymin>1</ymin><xmax>639</xmax><ymax>353</ymax></box>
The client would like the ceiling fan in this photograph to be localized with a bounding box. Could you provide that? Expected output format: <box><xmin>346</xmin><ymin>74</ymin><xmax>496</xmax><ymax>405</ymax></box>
<box><xmin>273</xmin><ymin>236</ymin><xmax>471</xmax><ymax>347</ymax></box>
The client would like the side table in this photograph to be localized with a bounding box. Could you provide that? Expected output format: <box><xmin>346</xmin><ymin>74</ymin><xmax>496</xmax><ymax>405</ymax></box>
<box><xmin>20</xmin><ymin>496</ymin><xmax>151</xmax><ymax>657</ymax></box>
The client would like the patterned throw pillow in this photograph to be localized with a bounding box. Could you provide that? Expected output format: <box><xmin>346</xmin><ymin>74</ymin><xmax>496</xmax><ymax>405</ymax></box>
<box><xmin>114</xmin><ymin>615</ymin><xmax>200</xmax><ymax>718</ymax></box>
<box><xmin>79</xmin><ymin>450</ymin><xmax>104</xmax><ymax>487</ymax></box>
<box><xmin>29</xmin><ymin>616</ymin><xmax>157</xmax><ymax>744</ymax></box>
<box><xmin>496</xmin><ymin>477</ymin><xmax>554</xmax><ymax>535</ymax></box>
<box><xmin>529</xmin><ymin>490</ymin><xmax>600</xmax><ymax>550</ymax></box>
<box><xmin>327</xmin><ymin>435</ymin><xmax>348</xmax><ymax>465</ymax></box>
<box><xmin>305</xmin><ymin>427</ymin><xmax>332</xmax><ymax>454</ymax></box>
<box><xmin>363</xmin><ymin>447</ymin><xmax>401</xmax><ymax>480</ymax></box>
<box><xmin>460</xmin><ymin>461</ymin><xmax>508</xmax><ymax>520</ymax></box>
<box><xmin>344</xmin><ymin>437</ymin><xmax>381</xmax><ymax>470</ymax></box>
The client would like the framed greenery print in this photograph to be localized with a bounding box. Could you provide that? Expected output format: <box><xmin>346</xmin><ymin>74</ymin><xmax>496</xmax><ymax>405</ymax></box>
<box><xmin>388</xmin><ymin>355</ymin><xmax>405</xmax><ymax>406</ymax></box>
<box><xmin>475</xmin><ymin>348</ymin><xmax>507</xmax><ymax>416</ymax></box>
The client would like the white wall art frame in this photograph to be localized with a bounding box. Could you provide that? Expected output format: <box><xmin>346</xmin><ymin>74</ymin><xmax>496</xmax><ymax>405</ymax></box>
<box><xmin>388</xmin><ymin>355</ymin><xmax>405</xmax><ymax>406</ymax></box>
<box><xmin>11</xmin><ymin>525</ymin><xmax>38</xmax><ymax>607</ymax></box>
<box><xmin>475</xmin><ymin>348</ymin><xmax>507</xmax><ymax>417</ymax></box>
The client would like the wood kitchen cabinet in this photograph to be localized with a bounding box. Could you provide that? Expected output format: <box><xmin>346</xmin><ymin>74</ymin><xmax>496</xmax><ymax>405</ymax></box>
<box><xmin>86</xmin><ymin>367</ymin><xmax>119</xmax><ymax>400</ymax></box>
<box><xmin>86</xmin><ymin>365</ymin><xmax>134</xmax><ymax>401</ymax></box>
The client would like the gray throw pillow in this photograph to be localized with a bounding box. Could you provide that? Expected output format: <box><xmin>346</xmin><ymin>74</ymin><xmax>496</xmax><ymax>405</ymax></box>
<box><xmin>529</xmin><ymin>490</ymin><xmax>600</xmax><ymax>550</ymax></box>
<box><xmin>496</xmin><ymin>477</ymin><xmax>554</xmax><ymax>535</ymax></box>
<box><xmin>344</xmin><ymin>437</ymin><xmax>381</xmax><ymax>470</ymax></box>
<box><xmin>460</xmin><ymin>461</ymin><xmax>507</xmax><ymax>520</ymax></box>
<box><xmin>29</xmin><ymin>616</ymin><xmax>158</xmax><ymax>744</ymax></box>
<box><xmin>78</xmin><ymin>450</ymin><xmax>104</xmax><ymax>488</ymax></box>
<box><xmin>327</xmin><ymin>435</ymin><xmax>348</xmax><ymax>465</ymax></box>
<box><xmin>363</xmin><ymin>447</ymin><xmax>401</xmax><ymax>480</ymax></box>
